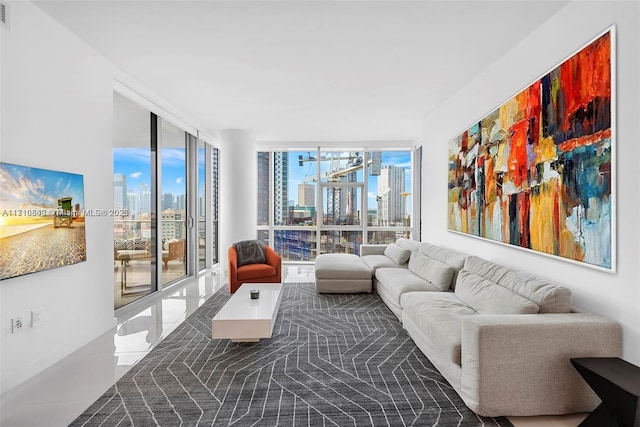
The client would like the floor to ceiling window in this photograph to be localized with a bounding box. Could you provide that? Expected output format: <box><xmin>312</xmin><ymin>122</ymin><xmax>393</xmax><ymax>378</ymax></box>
<box><xmin>211</xmin><ymin>146</ymin><xmax>219</xmax><ymax>265</ymax></box>
<box><xmin>113</xmin><ymin>90</ymin><xmax>219</xmax><ymax>310</ymax></box>
<box><xmin>367</xmin><ymin>150</ymin><xmax>414</xmax><ymax>244</ymax></box>
<box><xmin>257</xmin><ymin>148</ymin><xmax>416</xmax><ymax>261</ymax></box>
<box><xmin>199</xmin><ymin>142</ymin><xmax>219</xmax><ymax>270</ymax></box>
<box><xmin>319</xmin><ymin>151</ymin><xmax>364</xmax><ymax>255</ymax></box>
<box><xmin>113</xmin><ymin>92</ymin><xmax>156</xmax><ymax>308</ymax></box>
<box><xmin>197</xmin><ymin>139</ymin><xmax>207</xmax><ymax>271</ymax></box>
<box><xmin>160</xmin><ymin>120</ymin><xmax>188</xmax><ymax>286</ymax></box>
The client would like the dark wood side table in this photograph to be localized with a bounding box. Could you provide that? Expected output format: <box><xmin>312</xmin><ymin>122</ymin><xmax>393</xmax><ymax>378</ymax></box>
<box><xmin>570</xmin><ymin>357</ymin><xmax>640</xmax><ymax>427</ymax></box>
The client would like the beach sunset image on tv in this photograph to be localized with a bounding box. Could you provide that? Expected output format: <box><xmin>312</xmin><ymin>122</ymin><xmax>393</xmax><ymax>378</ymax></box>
<box><xmin>0</xmin><ymin>162</ymin><xmax>86</xmax><ymax>280</ymax></box>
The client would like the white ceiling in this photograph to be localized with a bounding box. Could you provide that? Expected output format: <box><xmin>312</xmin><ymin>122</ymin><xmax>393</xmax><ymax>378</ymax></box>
<box><xmin>35</xmin><ymin>1</ymin><xmax>569</xmax><ymax>142</ymax></box>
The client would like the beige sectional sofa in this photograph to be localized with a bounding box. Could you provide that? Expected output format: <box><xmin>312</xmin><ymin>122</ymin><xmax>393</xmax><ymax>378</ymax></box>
<box><xmin>359</xmin><ymin>239</ymin><xmax>623</xmax><ymax>417</ymax></box>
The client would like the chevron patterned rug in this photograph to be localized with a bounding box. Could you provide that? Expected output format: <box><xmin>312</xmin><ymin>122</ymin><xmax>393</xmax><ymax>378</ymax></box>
<box><xmin>72</xmin><ymin>282</ymin><xmax>512</xmax><ymax>426</ymax></box>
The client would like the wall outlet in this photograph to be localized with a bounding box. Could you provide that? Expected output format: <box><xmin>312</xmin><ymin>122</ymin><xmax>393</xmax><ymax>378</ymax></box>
<box><xmin>11</xmin><ymin>316</ymin><xmax>23</xmax><ymax>333</ymax></box>
<box><xmin>31</xmin><ymin>309</ymin><xmax>43</xmax><ymax>327</ymax></box>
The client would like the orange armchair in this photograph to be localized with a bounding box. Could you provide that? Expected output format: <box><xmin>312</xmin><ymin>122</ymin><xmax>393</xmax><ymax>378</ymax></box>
<box><xmin>228</xmin><ymin>244</ymin><xmax>282</xmax><ymax>294</ymax></box>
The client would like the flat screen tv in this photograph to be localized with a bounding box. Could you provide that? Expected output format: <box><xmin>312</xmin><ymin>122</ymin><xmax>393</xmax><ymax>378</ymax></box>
<box><xmin>0</xmin><ymin>162</ymin><xmax>86</xmax><ymax>280</ymax></box>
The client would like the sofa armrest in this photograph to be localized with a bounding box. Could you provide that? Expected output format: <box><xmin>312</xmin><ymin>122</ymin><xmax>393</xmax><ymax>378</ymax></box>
<box><xmin>360</xmin><ymin>244</ymin><xmax>387</xmax><ymax>256</ymax></box>
<box><xmin>460</xmin><ymin>312</ymin><xmax>622</xmax><ymax>417</ymax></box>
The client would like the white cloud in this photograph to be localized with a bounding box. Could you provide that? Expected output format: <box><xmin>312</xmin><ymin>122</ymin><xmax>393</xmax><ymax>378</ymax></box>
<box><xmin>130</xmin><ymin>172</ymin><xmax>142</xmax><ymax>179</ymax></box>
<box><xmin>176</xmin><ymin>177</ymin><xmax>183</xmax><ymax>184</ymax></box>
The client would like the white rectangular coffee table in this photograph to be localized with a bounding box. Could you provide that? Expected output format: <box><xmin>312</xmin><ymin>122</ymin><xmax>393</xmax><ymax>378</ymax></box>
<box><xmin>212</xmin><ymin>283</ymin><xmax>283</xmax><ymax>342</ymax></box>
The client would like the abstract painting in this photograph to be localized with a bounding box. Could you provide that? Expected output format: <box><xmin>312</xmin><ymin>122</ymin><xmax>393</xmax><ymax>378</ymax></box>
<box><xmin>0</xmin><ymin>162</ymin><xmax>86</xmax><ymax>280</ymax></box>
<box><xmin>448</xmin><ymin>28</ymin><xmax>614</xmax><ymax>271</ymax></box>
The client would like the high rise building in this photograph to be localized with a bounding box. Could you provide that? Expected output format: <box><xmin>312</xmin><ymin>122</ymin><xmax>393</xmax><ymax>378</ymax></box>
<box><xmin>377</xmin><ymin>165</ymin><xmax>406</xmax><ymax>226</ymax></box>
<box><xmin>113</xmin><ymin>173</ymin><xmax>127</xmax><ymax>210</ymax></box>
<box><xmin>161</xmin><ymin>211</ymin><xmax>177</xmax><ymax>240</ymax></box>
<box><xmin>139</xmin><ymin>183</ymin><xmax>151</xmax><ymax>215</ymax></box>
<box><xmin>257</xmin><ymin>152</ymin><xmax>270</xmax><ymax>225</ymax></box>
<box><xmin>274</xmin><ymin>152</ymin><xmax>289</xmax><ymax>225</ymax></box>
<box><xmin>177</xmin><ymin>194</ymin><xmax>186</xmax><ymax>211</ymax></box>
<box><xmin>298</xmin><ymin>183</ymin><xmax>315</xmax><ymax>207</ymax></box>
<box><xmin>162</xmin><ymin>193</ymin><xmax>174</xmax><ymax>211</ymax></box>
<box><xmin>127</xmin><ymin>190</ymin><xmax>138</xmax><ymax>218</ymax></box>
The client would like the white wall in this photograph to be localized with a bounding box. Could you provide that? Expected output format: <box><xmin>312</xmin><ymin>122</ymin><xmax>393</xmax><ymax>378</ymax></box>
<box><xmin>421</xmin><ymin>1</ymin><xmax>640</xmax><ymax>364</ymax></box>
<box><xmin>0</xmin><ymin>2</ymin><xmax>116</xmax><ymax>393</ymax></box>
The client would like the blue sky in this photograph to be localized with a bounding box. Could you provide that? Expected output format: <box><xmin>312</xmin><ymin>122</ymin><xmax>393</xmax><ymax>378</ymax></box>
<box><xmin>113</xmin><ymin>148</ymin><xmax>187</xmax><ymax>196</ymax></box>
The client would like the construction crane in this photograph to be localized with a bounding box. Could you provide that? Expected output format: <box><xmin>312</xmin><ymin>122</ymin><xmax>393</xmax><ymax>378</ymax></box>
<box><xmin>296</xmin><ymin>152</ymin><xmax>382</xmax><ymax>253</ymax></box>
<box><xmin>299</xmin><ymin>152</ymin><xmax>379</xmax><ymax>182</ymax></box>
<box><xmin>298</xmin><ymin>152</ymin><xmax>365</xmax><ymax>227</ymax></box>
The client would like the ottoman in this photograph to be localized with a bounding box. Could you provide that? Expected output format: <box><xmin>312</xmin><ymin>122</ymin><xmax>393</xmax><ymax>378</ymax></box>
<box><xmin>315</xmin><ymin>254</ymin><xmax>372</xmax><ymax>293</ymax></box>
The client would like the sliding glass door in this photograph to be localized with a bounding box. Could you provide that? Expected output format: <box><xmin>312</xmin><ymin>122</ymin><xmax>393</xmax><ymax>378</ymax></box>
<box><xmin>211</xmin><ymin>146</ymin><xmax>220</xmax><ymax>265</ymax></box>
<box><xmin>197</xmin><ymin>139</ymin><xmax>206</xmax><ymax>271</ymax></box>
<box><xmin>113</xmin><ymin>90</ymin><xmax>219</xmax><ymax>310</ymax></box>
<box><xmin>160</xmin><ymin>120</ymin><xmax>188</xmax><ymax>286</ymax></box>
<box><xmin>113</xmin><ymin>92</ymin><xmax>156</xmax><ymax>309</ymax></box>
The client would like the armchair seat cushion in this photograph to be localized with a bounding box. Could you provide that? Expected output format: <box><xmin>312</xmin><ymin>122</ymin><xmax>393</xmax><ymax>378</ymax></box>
<box><xmin>237</xmin><ymin>264</ymin><xmax>277</xmax><ymax>281</ymax></box>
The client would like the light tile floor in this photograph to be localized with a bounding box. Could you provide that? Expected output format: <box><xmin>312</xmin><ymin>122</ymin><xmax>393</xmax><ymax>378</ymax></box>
<box><xmin>0</xmin><ymin>265</ymin><xmax>587</xmax><ymax>427</ymax></box>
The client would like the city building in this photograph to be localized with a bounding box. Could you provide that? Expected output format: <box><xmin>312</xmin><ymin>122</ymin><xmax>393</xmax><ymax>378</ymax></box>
<box><xmin>274</xmin><ymin>152</ymin><xmax>289</xmax><ymax>225</ymax></box>
<box><xmin>113</xmin><ymin>173</ymin><xmax>127</xmax><ymax>211</ymax></box>
<box><xmin>298</xmin><ymin>183</ymin><xmax>315</xmax><ymax>207</ymax></box>
<box><xmin>257</xmin><ymin>152</ymin><xmax>270</xmax><ymax>225</ymax></box>
<box><xmin>162</xmin><ymin>192</ymin><xmax>174</xmax><ymax>211</ymax></box>
<box><xmin>377</xmin><ymin>165</ymin><xmax>406</xmax><ymax>227</ymax></box>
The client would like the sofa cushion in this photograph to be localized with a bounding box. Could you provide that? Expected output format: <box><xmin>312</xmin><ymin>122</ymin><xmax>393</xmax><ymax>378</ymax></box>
<box><xmin>462</xmin><ymin>256</ymin><xmax>572</xmax><ymax>313</ymax></box>
<box><xmin>396</xmin><ymin>238</ymin><xmax>421</xmax><ymax>253</ymax></box>
<box><xmin>384</xmin><ymin>243</ymin><xmax>411</xmax><ymax>265</ymax></box>
<box><xmin>401</xmin><ymin>292</ymin><xmax>477</xmax><ymax>365</ymax></box>
<box><xmin>114</xmin><ymin>238</ymin><xmax>128</xmax><ymax>250</ymax></box>
<box><xmin>375</xmin><ymin>268</ymin><xmax>441</xmax><ymax>308</ymax></box>
<box><xmin>499</xmin><ymin>270</ymin><xmax>572</xmax><ymax>313</ymax></box>
<box><xmin>361</xmin><ymin>254</ymin><xmax>408</xmax><ymax>274</ymax></box>
<box><xmin>419</xmin><ymin>243</ymin><xmax>468</xmax><ymax>289</ymax></box>
<box><xmin>408</xmin><ymin>253</ymin><xmax>454</xmax><ymax>291</ymax></box>
<box><xmin>455</xmin><ymin>270</ymin><xmax>540</xmax><ymax>314</ymax></box>
<box><xmin>115</xmin><ymin>238</ymin><xmax>148</xmax><ymax>251</ymax></box>
<box><xmin>462</xmin><ymin>255</ymin><xmax>510</xmax><ymax>282</ymax></box>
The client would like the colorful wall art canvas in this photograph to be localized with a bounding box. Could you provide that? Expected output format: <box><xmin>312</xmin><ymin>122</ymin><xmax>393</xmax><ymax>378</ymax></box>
<box><xmin>0</xmin><ymin>162</ymin><xmax>86</xmax><ymax>280</ymax></box>
<box><xmin>448</xmin><ymin>29</ymin><xmax>614</xmax><ymax>271</ymax></box>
